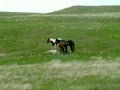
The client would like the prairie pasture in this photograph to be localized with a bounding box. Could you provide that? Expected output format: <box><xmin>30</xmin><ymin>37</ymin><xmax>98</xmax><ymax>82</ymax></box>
<box><xmin>0</xmin><ymin>6</ymin><xmax>120</xmax><ymax>89</ymax></box>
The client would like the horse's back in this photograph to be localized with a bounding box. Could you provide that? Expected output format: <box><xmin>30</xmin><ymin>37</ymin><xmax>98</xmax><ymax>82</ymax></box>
<box><xmin>60</xmin><ymin>40</ymin><xmax>74</xmax><ymax>46</ymax></box>
<box><xmin>68</xmin><ymin>40</ymin><xmax>74</xmax><ymax>44</ymax></box>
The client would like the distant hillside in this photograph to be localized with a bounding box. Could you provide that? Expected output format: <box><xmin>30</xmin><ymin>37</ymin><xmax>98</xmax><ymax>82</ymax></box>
<box><xmin>52</xmin><ymin>6</ymin><xmax>120</xmax><ymax>14</ymax></box>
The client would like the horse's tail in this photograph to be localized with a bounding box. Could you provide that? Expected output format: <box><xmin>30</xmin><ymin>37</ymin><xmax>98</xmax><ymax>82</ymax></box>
<box><xmin>72</xmin><ymin>41</ymin><xmax>75</xmax><ymax>52</ymax></box>
<box><xmin>69</xmin><ymin>40</ymin><xmax>75</xmax><ymax>53</ymax></box>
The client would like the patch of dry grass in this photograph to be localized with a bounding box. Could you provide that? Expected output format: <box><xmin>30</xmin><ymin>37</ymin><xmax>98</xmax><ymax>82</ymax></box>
<box><xmin>0</xmin><ymin>58</ymin><xmax>120</xmax><ymax>90</ymax></box>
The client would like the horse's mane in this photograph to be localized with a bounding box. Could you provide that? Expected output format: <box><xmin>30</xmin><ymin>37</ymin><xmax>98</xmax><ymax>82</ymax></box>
<box><xmin>47</xmin><ymin>37</ymin><xmax>63</xmax><ymax>46</ymax></box>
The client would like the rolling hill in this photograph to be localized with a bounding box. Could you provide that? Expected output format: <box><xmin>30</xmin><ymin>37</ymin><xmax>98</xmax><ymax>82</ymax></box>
<box><xmin>52</xmin><ymin>5</ymin><xmax>120</xmax><ymax>14</ymax></box>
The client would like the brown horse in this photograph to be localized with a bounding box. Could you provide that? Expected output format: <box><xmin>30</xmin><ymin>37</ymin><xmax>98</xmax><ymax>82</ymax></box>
<box><xmin>55</xmin><ymin>39</ymin><xmax>75</xmax><ymax>54</ymax></box>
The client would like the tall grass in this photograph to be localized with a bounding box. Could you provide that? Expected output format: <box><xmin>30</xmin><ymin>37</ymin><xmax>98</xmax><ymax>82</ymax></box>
<box><xmin>0</xmin><ymin>58</ymin><xmax>120</xmax><ymax>90</ymax></box>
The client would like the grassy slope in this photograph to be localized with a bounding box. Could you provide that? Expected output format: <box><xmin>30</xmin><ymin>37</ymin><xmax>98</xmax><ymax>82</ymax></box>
<box><xmin>52</xmin><ymin>5</ymin><xmax>120</xmax><ymax>14</ymax></box>
<box><xmin>0</xmin><ymin>6</ymin><xmax>120</xmax><ymax>89</ymax></box>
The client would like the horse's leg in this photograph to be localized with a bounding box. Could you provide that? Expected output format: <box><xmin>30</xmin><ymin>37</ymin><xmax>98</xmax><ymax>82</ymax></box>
<box><xmin>54</xmin><ymin>44</ymin><xmax>57</xmax><ymax>52</ymax></box>
<box><xmin>59</xmin><ymin>45</ymin><xmax>64</xmax><ymax>54</ymax></box>
<box><xmin>65</xmin><ymin>46</ymin><xmax>67</xmax><ymax>53</ymax></box>
<box><xmin>70</xmin><ymin>45</ymin><xmax>72</xmax><ymax>53</ymax></box>
<box><xmin>61</xmin><ymin>47</ymin><xmax>65</xmax><ymax>54</ymax></box>
<box><xmin>55</xmin><ymin>45</ymin><xmax>56</xmax><ymax>50</ymax></box>
<box><xmin>59</xmin><ymin>46</ymin><xmax>62</xmax><ymax>53</ymax></box>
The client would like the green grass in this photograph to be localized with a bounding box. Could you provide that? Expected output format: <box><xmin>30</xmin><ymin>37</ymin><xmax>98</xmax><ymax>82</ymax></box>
<box><xmin>0</xmin><ymin>59</ymin><xmax>120</xmax><ymax>90</ymax></box>
<box><xmin>52</xmin><ymin>5</ymin><xmax>120</xmax><ymax>14</ymax></box>
<box><xmin>0</xmin><ymin>6</ymin><xmax>120</xmax><ymax>89</ymax></box>
<box><xmin>0</xmin><ymin>12</ymin><xmax>120</xmax><ymax>65</ymax></box>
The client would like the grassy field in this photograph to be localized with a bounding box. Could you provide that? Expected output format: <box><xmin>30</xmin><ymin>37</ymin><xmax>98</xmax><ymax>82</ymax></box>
<box><xmin>1</xmin><ymin>58</ymin><xmax>120</xmax><ymax>90</ymax></box>
<box><xmin>0</xmin><ymin>6</ymin><xmax>120</xmax><ymax>89</ymax></box>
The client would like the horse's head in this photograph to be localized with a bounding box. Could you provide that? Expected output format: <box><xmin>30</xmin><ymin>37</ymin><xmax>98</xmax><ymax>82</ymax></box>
<box><xmin>47</xmin><ymin>38</ymin><xmax>55</xmax><ymax>46</ymax></box>
<box><xmin>55</xmin><ymin>38</ymin><xmax>63</xmax><ymax>44</ymax></box>
<box><xmin>47</xmin><ymin>38</ymin><xmax>50</xmax><ymax>43</ymax></box>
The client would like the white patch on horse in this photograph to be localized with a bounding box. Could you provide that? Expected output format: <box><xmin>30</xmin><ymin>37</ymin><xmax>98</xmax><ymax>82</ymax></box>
<box><xmin>47</xmin><ymin>38</ymin><xmax>63</xmax><ymax>53</ymax></box>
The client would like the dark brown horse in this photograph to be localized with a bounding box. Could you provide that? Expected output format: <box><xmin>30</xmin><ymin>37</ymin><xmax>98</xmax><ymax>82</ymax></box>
<box><xmin>55</xmin><ymin>39</ymin><xmax>75</xmax><ymax>54</ymax></box>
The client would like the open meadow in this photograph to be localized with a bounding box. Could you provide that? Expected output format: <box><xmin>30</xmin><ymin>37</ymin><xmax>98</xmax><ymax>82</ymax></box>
<box><xmin>0</xmin><ymin>6</ymin><xmax>120</xmax><ymax>90</ymax></box>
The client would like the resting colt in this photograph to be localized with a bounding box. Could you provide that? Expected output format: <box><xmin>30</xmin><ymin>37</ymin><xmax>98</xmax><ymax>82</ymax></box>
<box><xmin>55</xmin><ymin>38</ymin><xmax>75</xmax><ymax>54</ymax></box>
